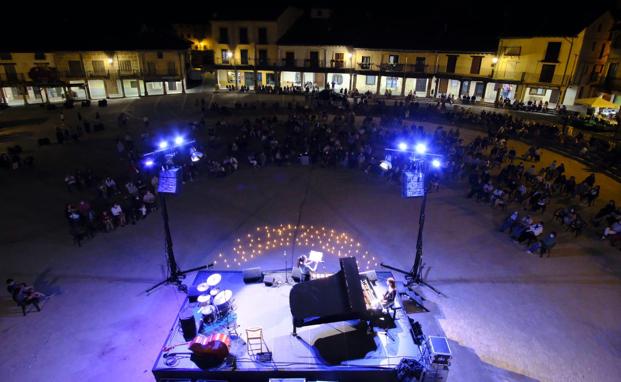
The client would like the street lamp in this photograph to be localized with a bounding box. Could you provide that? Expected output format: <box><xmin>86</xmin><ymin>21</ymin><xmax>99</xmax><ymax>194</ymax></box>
<box><xmin>379</xmin><ymin>143</ymin><xmax>444</xmax><ymax>301</ymax></box>
<box><xmin>144</xmin><ymin>136</ymin><xmax>208</xmax><ymax>294</ymax></box>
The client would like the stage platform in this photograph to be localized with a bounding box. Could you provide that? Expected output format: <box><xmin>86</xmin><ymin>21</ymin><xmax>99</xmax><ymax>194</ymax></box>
<box><xmin>152</xmin><ymin>270</ymin><xmax>422</xmax><ymax>382</ymax></box>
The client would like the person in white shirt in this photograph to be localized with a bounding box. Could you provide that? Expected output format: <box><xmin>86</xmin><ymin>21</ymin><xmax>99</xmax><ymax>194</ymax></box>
<box><xmin>518</xmin><ymin>222</ymin><xmax>544</xmax><ymax>245</ymax></box>
<box><xmin>110</xmin><ymin>203</ymin><xmax>126</xmax><ymax>226</ymax></box>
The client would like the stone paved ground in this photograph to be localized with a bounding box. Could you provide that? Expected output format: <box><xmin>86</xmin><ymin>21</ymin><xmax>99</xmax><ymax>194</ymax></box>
<box><xmin>1</xmin><ymin>93</ymin><xmax>620</xmax><ymax>382</ymax></box>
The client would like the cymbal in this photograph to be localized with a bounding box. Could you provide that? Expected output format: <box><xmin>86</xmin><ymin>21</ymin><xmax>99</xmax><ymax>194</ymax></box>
<box><xmin>207</xmin><ymin>273</ymin><xmax>222</xmax><ymax>287</ymax></box>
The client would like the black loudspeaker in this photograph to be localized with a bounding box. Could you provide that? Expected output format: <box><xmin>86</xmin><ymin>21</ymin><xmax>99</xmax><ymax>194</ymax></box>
<box><xmin>243</xmin><ymin>267</ymin><xmax>263</xmax><ymax>283</ymax></box>
<box><xmin>179</xmin><ymin>307</ymin><xmax>197</xmax><ymax>341</ymax></box>
<box><xmin>291</xmin><ymin>267</ymin><xmax>301</xmax><ymax>282</ymax></box>
<box><xmin>263</xmin><ymin>275</ymin><xmax>275</xmax><ymax>287</ymax></box>
<box><xmin>37</xmin><ymin>138</ymin><xmax>51</xmax><ymax>146</ymax></box>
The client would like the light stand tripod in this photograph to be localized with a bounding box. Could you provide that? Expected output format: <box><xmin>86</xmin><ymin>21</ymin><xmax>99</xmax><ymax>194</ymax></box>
<box><xmin>380</xmin><ymin>156</ymin><xmax>444</xmax><ymax>311</ymax></box>
<box><xmin>146</xmin><ymin>192</ymin><xmax>208</xmax><ymax>294</ymax></box>
<box><xmin>282</xmin><ymin>250</ymin><xmax>292</xmax><ymax>285</ymax></box>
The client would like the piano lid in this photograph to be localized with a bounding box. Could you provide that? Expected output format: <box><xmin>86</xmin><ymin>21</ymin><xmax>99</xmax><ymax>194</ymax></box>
<box><xmin>289</xmin><ymin>257</ymin><xmax>366</xmax><ymax>324</ymax></box>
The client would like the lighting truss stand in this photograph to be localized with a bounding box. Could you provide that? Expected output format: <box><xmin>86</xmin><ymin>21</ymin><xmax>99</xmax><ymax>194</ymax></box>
<box><xmin>146</xmin><ymin>192</ymin><xmax>208</xmax><ymax>294</ymax></box>
<box><xmin>380</xmin><ymin>162</ymin><xmax>444</xmax><ymax>311</ymax></box>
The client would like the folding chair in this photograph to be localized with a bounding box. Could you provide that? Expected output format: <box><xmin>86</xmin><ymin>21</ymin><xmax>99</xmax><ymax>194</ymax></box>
<box><xmin>245</xmin><ymin>327</ymin><xmax>265</xmax><ymax>356</ymax></box>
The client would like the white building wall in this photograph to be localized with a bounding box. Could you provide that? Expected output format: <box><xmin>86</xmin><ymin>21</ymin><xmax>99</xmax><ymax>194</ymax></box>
<box><xmin>355</xmin><ymin>75</ymin><xmax>378</xmax><ymax>93</ymax></box>
<box><xmin>379</xmin><ymin>76</ymin><xmax>402</xmax><ymax>95</ymax></box>
<box><xmin>327</xmin><ymin>73</ymin><xmax>350</xmax><ymax>91</ymax></box>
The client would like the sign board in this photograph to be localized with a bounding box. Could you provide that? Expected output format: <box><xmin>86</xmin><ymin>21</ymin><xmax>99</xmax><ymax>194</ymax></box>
<box><xmin>402</xmin><ymin>171</ymin><xmax>424</xmax><ymax>198</ymax></box>
<box><xmin>158</xmin><ymin>168</ymin><xmax>180</xmax><ymax>194</ymax></box>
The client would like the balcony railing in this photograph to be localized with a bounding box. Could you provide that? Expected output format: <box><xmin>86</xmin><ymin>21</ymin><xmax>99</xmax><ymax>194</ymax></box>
<box><xmin>379</xmin><ymin>63</ymin><xmax>404</xmax><ymax>72</ymax></box>
<box><xmin>118</xmin><ymin>70</ymin><xmax>142</xmax><ymax>78</ymax></box>
<box><xmin>86</xmin><ymin>70</ymin><xmax>110</xmax><ymax>79</ymax></box>
<box><xmin>0</xmin><ymin>73</ymin><xmax>26</xmax><ymax>83</ymax></box>
<box><xmin>521</xmin><ymin>72</ymin><xmax>570</xmax><ymax>85</ymax></box>
<box><xmin>143</xmin><ymin>70</ymin><xmax>181</xmax><ymax>80</ymax></box>
<box><xmin>63</xmin><ymin>70</ymin><xmax>86</xmax><ymax>79</ymax></box>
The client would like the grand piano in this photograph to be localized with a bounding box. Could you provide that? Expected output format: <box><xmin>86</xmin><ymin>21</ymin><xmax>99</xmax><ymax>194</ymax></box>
<box><xmin>289</xmin><ymin>257</ymin><xmax>384</xmax><ymax>335</ymax></box>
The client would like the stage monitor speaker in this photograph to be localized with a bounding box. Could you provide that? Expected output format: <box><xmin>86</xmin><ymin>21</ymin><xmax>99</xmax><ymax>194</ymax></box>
<box><xmin>179</xmin><ymin>307</ymin><xmax>197</xmax><ymax>341</ymax></box>
<box><xmin>263</xmin><ymin>275</ymin><xmax>275</xmax><ymax>287</ymax></box>
<box><xmin>243</xmin><ymin>267</ymin><xmax>263</xmax><ymax>283</ymax></box>
<box><xmin>290</xmin><ymin>267</ymin><xmax>301</xmax><ymax>282</ymax></box>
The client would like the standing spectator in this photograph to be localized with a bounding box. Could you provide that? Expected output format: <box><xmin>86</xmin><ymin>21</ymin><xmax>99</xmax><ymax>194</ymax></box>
<box><xmin>110</xmin><ymin>203</ymin><xmax>126</xmax><ymax>227</ymax></box>
<box><xmin>586</xmin><ymin>185</ymin><xmax>600</xmax><ymax>206</ymax></box>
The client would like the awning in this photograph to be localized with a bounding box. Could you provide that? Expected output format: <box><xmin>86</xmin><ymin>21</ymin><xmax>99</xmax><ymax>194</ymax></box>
<box><xmin>574</xmin><ymin>96</ymin><xmax>620</xmax><ymax>109</ymax></box>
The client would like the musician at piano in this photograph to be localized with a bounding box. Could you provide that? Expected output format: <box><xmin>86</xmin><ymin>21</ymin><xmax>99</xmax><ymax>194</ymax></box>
<box><xmin>297</xmin><ymin>255</ymin><xmax>318</xmax><ymax>282</ymax></box>
<box><xmin>381</xmin><ymin>277</ymin><xmax>397</xmax><ymax>307</ymax></box>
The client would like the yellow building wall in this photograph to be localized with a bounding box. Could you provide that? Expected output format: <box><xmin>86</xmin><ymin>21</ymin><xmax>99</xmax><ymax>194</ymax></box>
<box><xmin>436</xmin><ymin>53</ymin><xmax>495</xmax><ymax>77</ymax></box>
<box><xmin>279</xmin><ymin>45</ymin><xmax>354</xmax><ymax>68</ymax></box>
<box><xmin>141</xmin><ymin>51</ymin><xmax>184</xmax><ymax>75</ymax></box>
<box><xmin>496</xmin><ymin>35</ymin><xmax>584</xmax><ymax>86</ymax></box>
<box><xmin>0</xmin><ymin>52</ymin><xmax>55</xmax><ymax>78</ymax></box>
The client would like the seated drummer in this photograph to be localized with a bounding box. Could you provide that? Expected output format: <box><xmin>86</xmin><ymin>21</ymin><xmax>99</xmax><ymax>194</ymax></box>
<box><xmin>381</xmin><ymin>277</ymin><xmax>397</xmax><ymax>306</ymax></box>
<box><xmin>297</xmin><ymin>255</ymin><xmax>318</xmax><ymax>282</ymax></box>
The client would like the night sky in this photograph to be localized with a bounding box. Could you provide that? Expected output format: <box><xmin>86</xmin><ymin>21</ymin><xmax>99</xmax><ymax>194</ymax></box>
<box><xmin>4</xmin><ymin>0</ymin><xmax>617</xmax><ymax>50</ymax></box>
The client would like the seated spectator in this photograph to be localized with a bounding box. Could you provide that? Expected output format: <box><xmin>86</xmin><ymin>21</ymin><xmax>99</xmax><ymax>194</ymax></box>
<box><xmin>143</xmin><ymin>190</ymin><xmax>157</xmax><ymax>211</ymax></box>
<box><xmin>7</xmin><ymin>279</ymin><xmax>45</xmax><ymax>314</ymax></box>
<box><xmin>518</xmin><ymin>222</ymin><xmax>544</xmax><ymax>245</ymax></box>
<box><xmin>592</xmin><ymin>200</ymin><xmax>618</xmax><ymax>227</ymax></box>
<box><xmin>125</xmin><ymin>181</ymin><xmax>139</xmax><ymax>196</ymax></box>
<box><xmin>527</xmin><ymin>232</ymin><xmax>556</xmax><ymax>257</ymax></box>
<box><xmin>601</xmin><ymin>220</ymin><xmax>621</xmax><ymax>240</ymax></box>
<box><xmin>499</xmin><ymin>211</ymin><xmax>519</xmax><ymax>232</ymax></box>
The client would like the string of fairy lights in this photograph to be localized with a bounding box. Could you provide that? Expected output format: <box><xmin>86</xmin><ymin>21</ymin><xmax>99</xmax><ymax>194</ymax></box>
<box><xmin>213</xmin><ymin>224</ymin><xmax>378</xmax><ymax>271</ymax></box>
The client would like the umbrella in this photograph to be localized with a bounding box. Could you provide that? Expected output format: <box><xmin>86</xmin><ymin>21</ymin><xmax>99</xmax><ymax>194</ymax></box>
<box><xmin>574</xmin><ymin>96</ymin><xmax>620</xmax><ymax>109</ymax></box>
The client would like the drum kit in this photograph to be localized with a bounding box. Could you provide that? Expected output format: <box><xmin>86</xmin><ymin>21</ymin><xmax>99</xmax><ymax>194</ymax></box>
<box><xmin>196</xmin><ymin>273</ymin><xmax>234</xmax><ymax>325</ymax></box>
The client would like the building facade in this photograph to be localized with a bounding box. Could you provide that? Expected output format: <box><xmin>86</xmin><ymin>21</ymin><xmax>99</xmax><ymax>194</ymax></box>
<box><xmin>1</xmin><ymin>49</ymin><xmax>187</xmax><ymax>106</ymax></box>
<box><xmin>3</xmin><ymin>7</ymin><xmax>620</xmax><ymax>108</ymax></box>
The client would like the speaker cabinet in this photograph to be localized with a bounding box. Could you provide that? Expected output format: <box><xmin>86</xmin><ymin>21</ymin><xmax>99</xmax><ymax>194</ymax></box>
<box><xmin>179</xmin><ymin>307</ymin><xmax>197</xmax><ymax>341</ymax></box>
<box><xmin>243</xmin><ymin>267</ymin><xmax>263</xmax><ymax>283</ymax></box>
<box><xmin>263</xmin><ymin>275</ymin><xmax>275</xmax><ymax>287</ymax></box>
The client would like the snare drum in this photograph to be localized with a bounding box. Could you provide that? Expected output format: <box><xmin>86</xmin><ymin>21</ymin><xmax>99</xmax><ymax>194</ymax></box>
<box><xmin>199</xmin><ymin>305</ymin><xmax>217</xmax><ymax>324</ymax></box>
<box><xmin>197</xmin><ymin>294</ymin><xmax>211</xmax><ymax>307</ymax></box>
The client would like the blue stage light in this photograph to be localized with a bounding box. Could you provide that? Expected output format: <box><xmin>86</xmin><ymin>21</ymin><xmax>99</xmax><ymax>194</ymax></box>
<box><xmin>174</xmin><ymin>136</ymin><xmax>184</xmax><ymax>145</ymax></box>
<box><xmin>398</xmin><ymin>142</ymin><xmax>408</xmax><ymax>151</ymax></box>
<box><xmin>159</xmin><ymin>140</ymin><xmax>169</xmax><ymax>149</ymax></box>
<box><xmin>432</xmin><ymin>159</ymin><xmax>441</xmax><ymax>168</ymax></box>
<box><xmin>144</xmin><ymin>159</ymin><xmax>154</xmax><ymax>167</ymax></box>
<box><xmin>415</xmin><ymin>143</ymin><xmax>427</xmax><ymax>154</ymax></box>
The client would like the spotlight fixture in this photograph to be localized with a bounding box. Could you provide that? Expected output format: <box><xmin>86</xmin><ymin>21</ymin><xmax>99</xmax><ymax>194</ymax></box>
<box><xmin>415</xmin><ymin>143</ymin><xmax>427</xmax><ymax>154</ymax></box>
<box><xmin>398</xmin><ymin>142</ymin><xmax>408</xmax><ymax>151</ymax></box>
<box><xmin>159</xmin><ymin>140</ymin><xmax>169</xmax><ymax>149</ymax></box>
<box><xmin>144</xmin><ymin>159</ymin><xmax>154</xmax><ymax>167</ymax></box>
<box><xmin>432</xmin><ymin>159</ymin><xmax>441</xmax><ymax>168</ymax></box>
<box><xmin>174</xmin><ymin>136</ymin><xmax>184</xmax><ymax>145</ymax></box>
